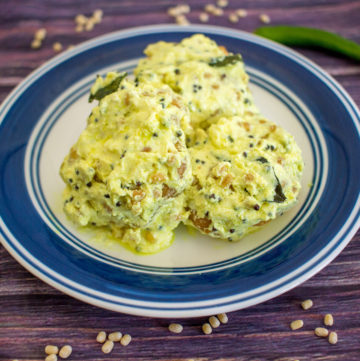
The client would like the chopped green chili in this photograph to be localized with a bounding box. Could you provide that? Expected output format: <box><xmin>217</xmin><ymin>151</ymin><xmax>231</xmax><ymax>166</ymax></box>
<box><xmin>254</xmin><ymin>26</ymin><xmax>360</xmax><ymax>61</ymax></box>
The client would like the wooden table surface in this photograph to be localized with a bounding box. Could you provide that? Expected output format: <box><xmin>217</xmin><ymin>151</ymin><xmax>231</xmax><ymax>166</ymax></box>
<box><xmin>1</xmin><ymin>1</ymin><xmax>359</xmax><ymax>360</ymax></box>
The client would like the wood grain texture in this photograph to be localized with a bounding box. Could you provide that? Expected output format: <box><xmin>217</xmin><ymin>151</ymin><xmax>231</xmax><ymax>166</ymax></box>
<box><xmin>0</xmin><ymin>1</ymin><xmax>359</xmax><ymax>360</ymax></box>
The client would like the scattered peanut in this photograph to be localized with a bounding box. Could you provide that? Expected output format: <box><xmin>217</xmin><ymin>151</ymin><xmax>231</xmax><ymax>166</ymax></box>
<box><xmin>75</xmin><ymin>24</ymin><xmax>84</xmax><ymax>32</ymax></box>
<box><xmin>102</xmin><ymin>340</ymin><xmax>114</xmax><ymax>354</ymax></box>
<box><xmin>58</xmin><ymin>345</ymin><xmax>72</xmax><ymax>359</ymax></box>
<box><xmin>168</xmin><ymin>323</ymin><xmax>183</xmax><ymax>334</ymax></box>
<box><xmin>212</xmin><ymin>7</ymin><xmax>224</xmax><ymax>16</ymax></box>
<box><xmin>108</xmin><ymin>331</ymin><xmax>122</xmax><ymax>342</ymax></box>
<box><xmin>205</xmin><ymin>4</ymin><xmax>216</xmax><ymax>13</ymax></box>
<box><xmin>324</xmin><ymin>313</ymin><xmax>334</xmax><ymax>326</ymax></box>
<box><xmin>35</xmin><ymin>28</ymin><xmax>47</xmax><ymax>41</ymax></box>
<box><xmin>202</xmin><ymin>323</ymin><xmax>212</xmax><ymax>335</ymax></box>
<box><xmin>120</xmin><ymin>334</ymin><xmax>132</xmax><ymax>346</ymax></box>
<box><xmin>217</xmin><ymin>0</ymin><xmax>228</xmax><ymax>7</ymax></box>
<box><xmin>74</xmin><ymin>10</ymin><xmax>103</xmax><ymax>32</ymax></box>
<box><xmin>315</xmin><ymin>327</ymin><xmax>329</xmax><ymax>337</ymax></box>
<box><xmin>178</xmin><ymin>4</ymin><xmax>190</xmax><ymax>14</ymax></box>
<box><xmin>199</xmin><ymin>12</ymin><xmax>209</xmax><ymax>22</ymax></box>
<box><xmin>290</xmin><ymin>319</ymin><xmax>304</xmax><ymax>330</ymax></box>
<box><xmin>217</xmin><ymin>313</ymin><xmax>228</xmax><ymax>324</ymax></box>
<box><xmin>176</xmin><ymin>15</ymin><xmax>190</xmax><ymax>26</ymax></box>
<box><xmin>328</xmin><ymin>331</ymin><xmax>338</xmax><ymax>345</ymax></box>
<box><xmin>209</xmin><ymin>316</ymin><xmax>220</xmax><ymax>328</ymax></box>
<box><xmin>259</xmin><ymin>13</ymin><xmax>271</xmax><ymax>24</ymax></box>
<box><xmin>45</xmin><ymin>355</ymin><xmax>57</xmax><ymax>361</ymax></box>
<box><xmin>168</xmin><ymin>4</ymin><xmax>190</xmax><ymax>17</ymax></box>
<box><xmin>228</xmin><ymin>13</ymin><xmax>239</xmax><ymax>23</ymax></box>
<box><xmin>85</xmin><ymin>19</ymin><xmax>95</xmax><ymax>31</ymax></box>
<box><xmin>92</xmin><ymin>9</ymin><xmax>103</xmax><ymax>24</ymax></box>
<box><xmin>31</xmin><ymin>39</ymin><xmax>42</xmax><ymax>49</ymax></box>
<box><xmin>53</xmin><ymin>42</ymin><xmax>63</xmax><ymax>52</ymax></box>
<box><xmin>31</xmin><ymin>26</ymin><xmax>47</xmax><ymax>50</ymax></box>
<box><xmin>93</xmin><ymin>9</ymin><xmax>103</xmax><ymax>17</ymax></box>
<box><xmin>301</xmin><ymin>299</ymin><xmax>313</xmax><ymax>310</ymax></box>
<box><xmin>204</xmin><ymin>4</ymin><xmax>224</xmax><ymax>16</ymax></box>
<box><xmin>45</xmin><ymin>345</ymin><xmax>59</xmax><ymax>355</ymax></box>
<box><xmin>96</xmin><ymin>331</ymin><xmax>107</xmax><ymax>343</ymax></box>
<box><xmin>75</xmin><ymin>14</ymin><xmax>87</xmax><ymax>25</ymax></box>
<box><xmin>236</xmin><ymin>9</ymin><xmax>248</xmax><ymax>17</ymax></box>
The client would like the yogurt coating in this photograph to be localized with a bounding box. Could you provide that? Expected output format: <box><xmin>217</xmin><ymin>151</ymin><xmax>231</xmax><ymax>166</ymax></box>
<box><xmin>184</xmin><ymin>114</ymin><xmax>303</xmax><ymax>241</ymax></box>
<box><xmin>60</xmin><ymin>35</ymin><xmax>304</xmax><ymax>253</ymax></box>
<box><xmin>135</xmin><ymin>34</ymin><xmax>259</xmax><ymax>131</ymax></box>
<box><xmin>60</xmin><ymin>74</ymin><xmax>192</xmax><ymax>253</ymax></box>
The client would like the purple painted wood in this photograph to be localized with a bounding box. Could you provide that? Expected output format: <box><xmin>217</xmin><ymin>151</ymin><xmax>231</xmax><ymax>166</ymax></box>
<box><xmin>0</xmin><ymin>1</ymin><xmax>359</xmax><ymax>360</ymax></box>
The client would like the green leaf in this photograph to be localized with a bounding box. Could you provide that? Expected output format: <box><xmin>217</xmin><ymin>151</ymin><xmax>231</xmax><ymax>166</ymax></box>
<box><xmin>89</xmin><ymin>72</ymin><xmax>127</xmax><ymax>103</ymax></box>
<box><xmin>272</xmin><ymin>169</ymin><xmax>286</xmax><ymax>203</ymax></box>
<box><xmin>209</xmin><ymin>54</ymin><xmax>243</xmax><ymax>67</ymax></box>
<box><xmin>256</xmin><ymin>157</ymin><xmax>269</xmax><ymax>164</ymax></box>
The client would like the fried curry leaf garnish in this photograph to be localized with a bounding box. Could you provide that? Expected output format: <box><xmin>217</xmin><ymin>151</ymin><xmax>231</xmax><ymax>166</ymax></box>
<box><xmin>256</xmin><ymin>156</ymin><xmax>269</xmax><ymax>164</ymax></box>
<box><xmin>273</xmin><ymin>168</ymin><xmax>287</xmax><ymax>203</ymax></box>
<box><xmin>209</xmin><ymin>54</ymin><xmax>243</xmax><ymax>67</ymax></box>
<box><xmin>89</xmin><ymin>72</ymin><xmax>127</xmax><ymax>103</ymax></box>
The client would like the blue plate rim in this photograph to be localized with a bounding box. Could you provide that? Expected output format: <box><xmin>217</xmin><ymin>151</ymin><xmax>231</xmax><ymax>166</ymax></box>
<box><xmin>0</xmin><ymin>24</ymin><xmax>359</xmax><ymax>318</ymax></box>
<box><xmin>26</xmin><ymin>68</ymin><xmax>323</xmax><ymax>274</ymax></box>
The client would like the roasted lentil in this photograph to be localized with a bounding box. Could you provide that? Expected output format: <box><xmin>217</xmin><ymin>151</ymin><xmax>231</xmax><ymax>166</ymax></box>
<box><xmin>259</xmin><ymin>13</ymin><xmax>271</xmax><ymax>24</ymax></box>
<box><xmin>58</xmin><ymin>345</ymin><xmax>72</xmax><ymax>359</ymax></box>
<box><xmin>96</xmin><ymin>331</ymin><xmax>107</xmax><ymax>343</ymax></box>
<box><xmin>108</xmin><ymin>331</ymin><xmax>122</xmax><ymax>342</ymax></box>
<box><xmin>209</xmin><ymin>316</ymin><xmax>220</xmax><ymax>328</ymax></box>
<box><xmin>290</xmin><ymin>319</ymin><xmax>304</xmax><ymax>330</ymax></box>
<box><xmin>45</xmin><ymin>355</ymin><xmax>57</xmax><ymax>361</ymax></box>
<box><xmin>120</xmin><ymin>334</ymin><xmax>132</xmax><ymax>346</ymax></box>
<box><xmin>53</xmin><ymin>42</ymin><xmax>63</xmax><ymax>52</ymax></box>
<box><xmin>176</xmin><ymin>15</ymin><xmax>190</xmax><ymax>26</ymax></box>
<box><xmin>102</xmin><ymin>340</ymin><xmax>114</xmax><ymax>354</ymax></box>
<box><xmin>324</xmin><ymin>314</ymin><xmax>334</xmax><ymax>326</ymax></box>
<box><xmin>315</xmin><ymin>327</ymin><xmax>329</xmax><ymax>337</ymax></box>
<box><xmin>301</xmin><ymin>299</ymin><xmax>313</xmax><ymax>310</ymax></box>
<box><xmin>31</xmin><ymin>39</ymin><xmax>42</xmax><ymax>49</ymax></box>
<box><xmin>328</xmin><ymin>331</ymin><xmax>338</xmax><ymax>345</ymax></box>
<box><xmin>229</xmin><ymin>13</ymin><xmax>239</xmax><ymax>23</ymax></box>
<box><xmin>35</xmin><ymin>28</ymin><xmax>47</xmax><ymax>41</ymax></box>
<box><xmin>199</xmin><ymin>12</ymin><xmax>209</xmax><ymax>22</ymax></box>
<box><xmin>45</xmin><ymin>345</ymin><xmax>59</xmax><ymax>355</ymax></box>
<box><xmin>169</xmin><ymin>323</ymin><xmax>183</xmax><ymax>333</ymax></box>
<box><xmin>217</xmin><ymin>0</ymin><xmax>228</xmax><ymax>7</ymax></box>
<box><xmin>202</xmin><ymin>323</ymin><xmax>212</xmax><ymax>334</ymax></box>
<box><xmin>217</xmin><ymin>313</ymin><xmax>228</xmax><ymax>324</ymax></box>
<box><xmin>236</xmin><ymin>9</ymin><xmax>248</xmax><ymax>17</ymax></box>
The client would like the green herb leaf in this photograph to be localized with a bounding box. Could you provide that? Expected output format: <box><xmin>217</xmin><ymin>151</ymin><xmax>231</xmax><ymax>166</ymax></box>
<box><xmin>209</xmin><ymin>54</ymin><xmax>243</xmax><ymax>67</ymax></box>
<box><xmin>272</xmin><ymin>168</ymin><xmax>286</xmax><ymax>203</ymax></box>
<box><xmin>89</xmin><ymin>72</ymin><xmax>127</xmax><ymax>103</ymax></box>
<box><xmin>256</xmin><ymin>157</ymin><xmax>269</xmax><ymax>164</ymax></box>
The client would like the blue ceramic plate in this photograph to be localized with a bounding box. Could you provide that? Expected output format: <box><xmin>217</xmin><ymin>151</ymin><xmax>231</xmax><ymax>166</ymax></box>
<box><xmin>1</xmin><ymin>25</ymin><xmax>359</xmax><ymax>318</ymax></box>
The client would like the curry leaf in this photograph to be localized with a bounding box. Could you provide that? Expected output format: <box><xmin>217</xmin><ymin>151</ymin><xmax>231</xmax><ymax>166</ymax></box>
<box><xmin>256</xmin><ymin>157</ymin><xmax>269</xmax><ymax>164</ymax></box>
<box><xmin>272</xmin><ymin>168</ymin><xmax>287</xmax><ymax>203</ymax></box>
<box><xmin>209</xmin><ymin>54</ymin><xmax>243</xmax><ymax>67</ymax></box>
<box><xmin>89</xmin><ymin>72</ymin><xmax>127</xmax><ymax>103</ymax></box>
